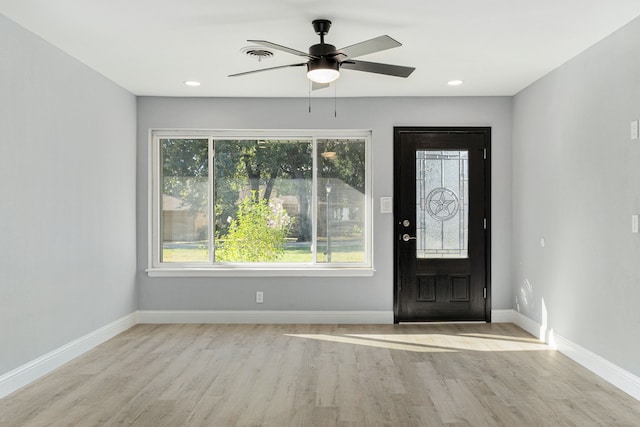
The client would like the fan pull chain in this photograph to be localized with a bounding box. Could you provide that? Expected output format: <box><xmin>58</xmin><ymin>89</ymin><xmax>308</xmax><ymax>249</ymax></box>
<box><xmin>308</xmin><ymin>80</ymin><xmax>311</xmax><ymax>113</ymax></box>
<box><xmin>334</xmin><ymin>81</ymin><xmax>337</xmax><ymax>118</ymax></box>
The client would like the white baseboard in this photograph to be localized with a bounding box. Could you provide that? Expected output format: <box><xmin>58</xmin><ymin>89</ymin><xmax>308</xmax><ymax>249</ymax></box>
<box><xmin>492</xmin><ymin>309</ymin><xmax>544</xmax><ymax>338</ymax></box>
<box><xmin>0</xmin><ymin>312</ymin><xmax>137</xmax><ymax>399</ymax></box>
<box><xmin>489</xmin><ymin>309</ymin><xmax>516</xmax><ymax>324</ymax></box>
<box><xmin>137</xmin><ymin>310</ymin><xmax>394</xmax><ymax>324</ymax></box>
<box><xmin>492</xmin><ymin>309</ymin><xmax>640</xmax><ymax>401</ymax></box>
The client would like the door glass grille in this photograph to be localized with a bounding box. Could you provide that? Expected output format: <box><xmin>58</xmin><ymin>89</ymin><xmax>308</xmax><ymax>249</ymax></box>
<box><xmin>416</xmin><ymin>150</ymin><xmax>468</xmax><ymax>258</ymax></box>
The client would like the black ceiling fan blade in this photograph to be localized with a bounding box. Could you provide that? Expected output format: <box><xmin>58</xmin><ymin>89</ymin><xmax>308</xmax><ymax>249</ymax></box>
<box><xmin>312</xmin><ymin>81</ymin><xmax>330</xmax><ymax>91</ymax></box>
<box><xmin>229</xmin><ymin>63</ymin><xmax>306</xmax><ymax>78</ymax></box>
<box><xmin>248</xmin><ymin>40</ymin><xmax>317</xmax><ymax>59</ymax></box>
<box><xmin>332</xmin><ymin>35</ymin><xmax>401</xmax><ymax>59</ymax></box>
<box><xmin>340</xmin><ymin>60</ymin><xmax>415</xmax><ymax>78</ymax></box>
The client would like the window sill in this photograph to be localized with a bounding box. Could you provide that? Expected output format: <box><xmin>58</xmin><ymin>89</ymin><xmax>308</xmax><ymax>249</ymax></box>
<box><xmin>146</xmin><ymin>267</ymin><xmax>375</xmax><ymax>278</ymax></box>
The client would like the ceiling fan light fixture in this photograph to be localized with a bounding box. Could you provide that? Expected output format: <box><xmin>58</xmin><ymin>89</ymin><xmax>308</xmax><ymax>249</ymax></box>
<box><xmin>307</xmin><ymin>59</ymin><xmax>340</xmax><ymax>84</ymax></box>
<box><xmin>307</xmin><ymin>68</ymin><xmax>340</xmax><ymax>84</ymax></box>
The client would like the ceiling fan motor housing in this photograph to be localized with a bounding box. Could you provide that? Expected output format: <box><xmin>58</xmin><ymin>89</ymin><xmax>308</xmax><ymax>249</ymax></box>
<box><xmin>307</xmin><ymin>56</ymin><xmax>340</xmax><ymax>74</ymax></box>
<box><xmin>309</xmin><ymin>43</ymin><xmax>337</xmax><ymax>57</ymax></box>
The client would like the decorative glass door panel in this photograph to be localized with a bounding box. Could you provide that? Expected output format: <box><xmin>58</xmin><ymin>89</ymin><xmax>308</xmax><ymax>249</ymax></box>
<box><xmin>415</xmin><ymin>150</ymin><xmax>468</xmax><ymax>258</ymax></box>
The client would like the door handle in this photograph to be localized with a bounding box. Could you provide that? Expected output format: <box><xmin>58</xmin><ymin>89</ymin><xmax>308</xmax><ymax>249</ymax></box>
<box><xmin>401</xmin><ymin>233</ymin><xmax>417</xmax><ymax>242</ymax></box>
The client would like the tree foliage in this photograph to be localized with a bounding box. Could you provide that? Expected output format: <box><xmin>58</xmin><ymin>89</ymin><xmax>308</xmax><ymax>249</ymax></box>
<box><xmin>318</xmin><ymin>139</ymin><xmax>366</xmax><ymax>194</ymax></box>
<box><xmin>215</xmin><ymin>140</ymin><xmax>313</xmax><ymax>240</ymax></box>
<box><xmin>161</xmin><ymin>138</ymin><xmax>209</xmax><ymax>212</ymax></box>
<box><xmin>216</xmin><ymin>194</ymin><xmax>292</xmax><ymax>262</ymax></box>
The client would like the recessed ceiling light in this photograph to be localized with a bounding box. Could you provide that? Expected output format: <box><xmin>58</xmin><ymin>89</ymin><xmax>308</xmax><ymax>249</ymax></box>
<box><xmin>448</xmin><ymin>80</ymin><xmax>464</xmax><ymax>86</ymax></box>
<box><xmin>183</xmin><ymin>80</ymin><xmax>201</xmax><ymax>87</ymax></box>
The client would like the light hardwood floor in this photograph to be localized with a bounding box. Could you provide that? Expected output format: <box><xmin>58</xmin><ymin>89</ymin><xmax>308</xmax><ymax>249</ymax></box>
<box><xmin>1</xmin><ymin>323</ymin><xmax>639</xmax><ymax>426</ymax></box>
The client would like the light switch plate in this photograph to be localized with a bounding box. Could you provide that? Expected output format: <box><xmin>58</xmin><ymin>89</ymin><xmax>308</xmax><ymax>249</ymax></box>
<box><xmin>632</xmin><ymin>215</ymin><xmax>638</xmax><ymax>233</ymax></box>
<box><xmin>380</xmin><ymin>196</ymin><xmax>393</xmax><ymax>214</ymax></box>
<box><xmin>631</xmin><ymin>120</ymin><xmax>639</xmax><ymax>140</ymax></box>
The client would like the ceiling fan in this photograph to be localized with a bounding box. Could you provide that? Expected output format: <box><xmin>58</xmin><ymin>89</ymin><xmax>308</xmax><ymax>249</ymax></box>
<box><xmin>229</xmin><ymin>19</ymin><xmax>415</xmax><ymax>90</ymax></box>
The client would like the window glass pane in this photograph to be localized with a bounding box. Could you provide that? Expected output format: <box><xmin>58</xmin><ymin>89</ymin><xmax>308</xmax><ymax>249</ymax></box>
<box><xmin>160</xmin><ymin>138</ymin><xmax>209</xmax><ymax>263</ymax></box>
<box><xmin>317</xmin><ymin>139</ymin><xmax>366</xmax><ymax>264</ymax></box>
<box><xmin>214</xmin><ymin>140</ymin><xmax>313</xmax><ymax>263</ymax></box>
<box><xmin>415</xmin><ymin>150</ymin><xmax>468</xmax><ymax>258</ymax></box>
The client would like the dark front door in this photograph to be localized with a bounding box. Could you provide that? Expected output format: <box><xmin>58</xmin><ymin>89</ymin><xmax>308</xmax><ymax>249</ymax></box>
<box><xmin>394</xmin><ymin>127</ymin><xmax>490</xmax><ymax>322</ymax></box>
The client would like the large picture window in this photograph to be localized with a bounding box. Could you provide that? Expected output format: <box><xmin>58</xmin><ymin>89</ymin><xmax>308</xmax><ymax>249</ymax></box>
<box><xmin>149</xmin><ymin>130</ymin><xmax>372</xmax><ymax>276</ymax></box>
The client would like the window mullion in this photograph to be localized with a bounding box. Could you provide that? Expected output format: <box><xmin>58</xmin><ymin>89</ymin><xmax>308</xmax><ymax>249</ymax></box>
<box><xmin>209</xmin><ymin>136</ymin><xmax>215</xmax><ymax>264</ymax></box>
<box><xmin>312</xmin><ymin>137</ymin><xmax>318</xmax><ymax>264</ymax></box>
<box><xmin>151</xmin><ymin>135</ymin><xmax>160</xmax><ymax>268</ymax></box>
<box><xmin>365</xmin><ymin>135</ymin><xmax>372</xmax><ymax>267</ymax></box>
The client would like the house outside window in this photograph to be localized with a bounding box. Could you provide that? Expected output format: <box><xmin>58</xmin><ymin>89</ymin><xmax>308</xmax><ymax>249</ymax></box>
<box><xmin>148</xmin><ymin>130</ymin><xmax>373</xmax><ymax>277</ymax></box>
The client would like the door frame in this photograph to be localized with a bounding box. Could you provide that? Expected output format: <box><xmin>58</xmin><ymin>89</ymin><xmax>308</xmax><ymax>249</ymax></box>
<box><xmin>393</xmin><ymin>126</ymin><xmax>492</xmax><ymax>323</ymax></box>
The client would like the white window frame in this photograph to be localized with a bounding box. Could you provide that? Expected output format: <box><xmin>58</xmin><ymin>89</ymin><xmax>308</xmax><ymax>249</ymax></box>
<box><xmin>147</xmin><ymin>129</ymin><xmax>374</xmax><ymax>277</ymax></box>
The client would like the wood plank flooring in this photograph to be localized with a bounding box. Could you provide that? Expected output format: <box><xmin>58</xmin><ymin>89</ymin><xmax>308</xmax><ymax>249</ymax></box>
<box><xmin>1</xmin><ymin>323</ymin><xmax>639</xmax><ymax>426</ymax></box>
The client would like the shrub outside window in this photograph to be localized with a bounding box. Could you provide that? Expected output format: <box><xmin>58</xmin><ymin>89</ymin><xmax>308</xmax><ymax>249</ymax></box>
<box><xmin>149</xmin><ymin>130</ymin><xmax>372</xmax><ymax>276</ymax></box>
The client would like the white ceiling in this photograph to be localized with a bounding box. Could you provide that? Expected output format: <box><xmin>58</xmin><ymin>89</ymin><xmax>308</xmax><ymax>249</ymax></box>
<box><xmin>2</xmin><ymin>0</ymin><xmax>640</xmax><ymax>97</ymax></box>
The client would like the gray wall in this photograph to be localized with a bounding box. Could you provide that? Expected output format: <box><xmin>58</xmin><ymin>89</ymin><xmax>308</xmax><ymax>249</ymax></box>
<box><xmin>512</xmin><ymin>16</ymin><xmax>640</xmax><ymax>376</ymax></box>
<box><xmin>137</xmin><ymin>96</ymin><xmax>512</xmax><ymax>312</ymax></box>
<box><xmin>0</xmin><ymin>15</ymin><xmax>137</xmax><ymax>375</ymax></box>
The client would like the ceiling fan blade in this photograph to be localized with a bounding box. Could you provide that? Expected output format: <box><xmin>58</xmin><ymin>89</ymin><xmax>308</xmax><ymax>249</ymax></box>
<box><xmin>332</xmin><ymin>35</ymin><xmax>401</xmax><ymax>59</ymax></box>
<box><xmin>229</xmin><ymin>63</ymin><xmax>306</xmax><ymax>77</ymax></box>
<box><xmin>312</xmin><ymin>81</ymin><xmax>330</xmax><ymax>91</ymax></box>
<box><xmin>248</xmin><ymin>40</ymin><xmax>317</xmax><ymax>59</ymax></box>
<box><xmin>340</xmin><ymin>60</ymin><xmax>415</xmax><ymax>78</ymax></box>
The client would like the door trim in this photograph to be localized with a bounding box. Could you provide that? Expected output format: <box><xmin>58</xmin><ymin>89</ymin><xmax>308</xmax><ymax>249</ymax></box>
<box><xmin>393</xmin><ymin>127</ymin><xmax>491</xmax><ymax>323</ymax></box>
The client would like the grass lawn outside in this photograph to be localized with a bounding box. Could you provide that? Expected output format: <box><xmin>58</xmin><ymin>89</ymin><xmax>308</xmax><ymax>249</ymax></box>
<box><xmin>161</xmin><ymin>241</ymin><xmax>364</xmax><ymax>263</ymax></box>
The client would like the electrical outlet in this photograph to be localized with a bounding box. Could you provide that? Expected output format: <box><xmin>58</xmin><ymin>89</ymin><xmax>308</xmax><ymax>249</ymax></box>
<box><xmin>256</xmin><ymin>291</ymin><xmax>264</xmax><ymax>303</ymax></box>
<box><xmin>631</xmin><ymin>120</ymin><xmax>639</xmax><ymax>141</ymax></box>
